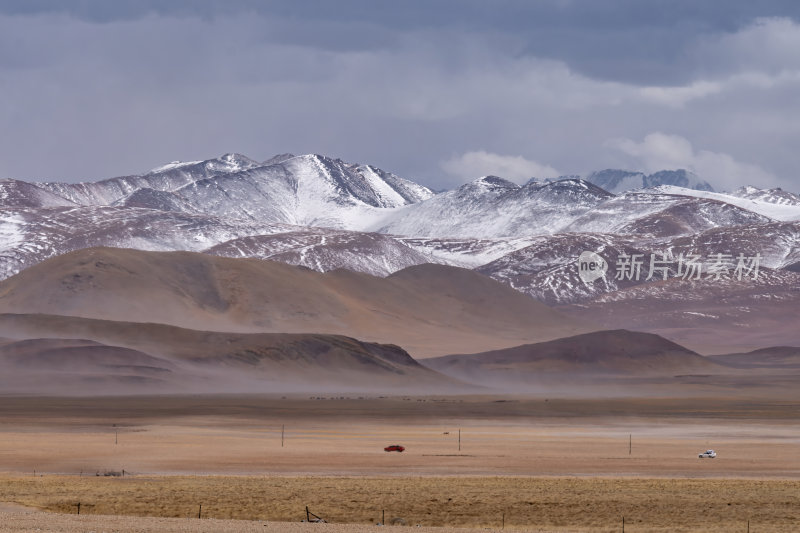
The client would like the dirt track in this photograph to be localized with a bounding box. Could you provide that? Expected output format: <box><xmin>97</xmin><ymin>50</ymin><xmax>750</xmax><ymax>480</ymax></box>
<box><xmin>0</xmin><ymin>509</ymin><xmax>511</xmax><ymax>533</ymax></box>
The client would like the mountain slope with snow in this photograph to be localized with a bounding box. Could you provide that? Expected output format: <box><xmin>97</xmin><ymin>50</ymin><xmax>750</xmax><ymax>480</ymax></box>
<box><xmin>1</xmin><ymin>152</ymin><xmax>799</xmax><ymax>325</ymax></box>
<box><xmin>374</xmin><ymin>176</ymin><xmax>613</xmax><ymax>238</ymax></box>
<box><xmin>729</xmin><ymin>186</ymin><xmax>800</xmax><ymax>206</ymax></box>
<box><xmin>563</xmin><ymin>190</ymin><xmax>772</xmax><ymax>237</ymax></box>
<box><xmin>644</xmin><ymin>186</ymin><xmax>800</xmax><ymax>222</ymax></box>
<box><xmin>36</xmin><ymin>153</ymin><xmax>434</xmax><ymax>230</ymax></box>
<box><xmin>205</xmin><ymin>228</ymin><xmax>438</xmax><ymax>276</ymax></box>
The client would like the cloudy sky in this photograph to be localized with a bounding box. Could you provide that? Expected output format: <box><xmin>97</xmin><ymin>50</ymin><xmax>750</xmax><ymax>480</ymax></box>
<box><xmin>1</xmin><ymin>0</ymin><xmax>799</xmax><ymax>191</ymax></box>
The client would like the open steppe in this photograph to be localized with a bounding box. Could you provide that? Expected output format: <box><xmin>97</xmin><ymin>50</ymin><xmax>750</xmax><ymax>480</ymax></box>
<box><xmin>1</xmin><ymin>476</ymin><xmax>799</xmax><ymax>532</ymax></box>
<box><xmin>1</xmin><ymin>394</ymin><xmax>799</xmax><ymax>531</ymax></box>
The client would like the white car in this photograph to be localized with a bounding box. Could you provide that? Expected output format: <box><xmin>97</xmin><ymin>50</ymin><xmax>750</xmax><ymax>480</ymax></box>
<box><xmin>698</xmin><ymin>449</ymin><xmax>717</xmax><ymax>458</ymax></box>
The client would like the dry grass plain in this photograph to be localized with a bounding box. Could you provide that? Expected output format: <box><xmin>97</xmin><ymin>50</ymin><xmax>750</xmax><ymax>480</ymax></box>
<box><xmin>0</xmin><ymin>394</ymin><xmax>799</xmax><ymax>532</ymax></box>
<box><xmin>1</xmin><ymin>475</ymin><xmax>799</xmax><ymax>532</ymax></box>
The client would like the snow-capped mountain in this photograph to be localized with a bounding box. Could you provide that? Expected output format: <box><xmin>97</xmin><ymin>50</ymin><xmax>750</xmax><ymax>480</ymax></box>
<box><xmin>586</xmin><ymin>168</ymin><xmax>714</xmax><ymax>193</ymax></box>
<box><xmin>562</xmin><ymin>189</ymin><xmax>771</xmax><ymax>238</ymax></box>
<box><xmin>730</xmin><ymin>186</ymin><xmax>800</xmax><ymax>206</ymax></box>
<box><xmin>0</xmin><ymin>179</ymin><xmax>77</xmax><ymax>208</ymax></box>
<box><xmin>664</xmin><ymin>221</ymin><xmax>800</xmax><ymax>271</ymax></box>
<box><xmin>585</xmin><ymin>169</ymin><xmax>646</xmax><ymax>194</ymax></box>
<box><xmin>38</xmin><ymin>153</ymin><xmax>258</xmax><ymax>207</ymax></box>
<box><xmin>644</xmin><ymin>185</ymin><xmax>800</xmax><ymax>222</ymax></box>
<box><xmin>0</xmin><ymin>153</ymin><xmax>442</xmax><ymax>279</ymax></box>
<box><xmin>377</xmin><ymin>179</ymin><xmax>780</xmax><ymax>240</ymax></box>
<box><xmin>374</xmin><ymin>176</ymin><xmax>613</xmax><ymax>238</ymax></box>
<box><xmin>37</xmin><ymin>153</ymin><xmax>434</xmax><ymax>229</ymax></box>
<box><xmin>0</xmin><ymin>205</ymin><xmax>289</xmax><ymax>278</ymax></box>
<box><xmin>475</xmin><ymin>233</ymin><xmax>649</xmax><ymax>304</ymax></box>
<box><xmin>1</xmin><ymin>152</ymin><xmax>800</xmax><ymax>320</ymax></box>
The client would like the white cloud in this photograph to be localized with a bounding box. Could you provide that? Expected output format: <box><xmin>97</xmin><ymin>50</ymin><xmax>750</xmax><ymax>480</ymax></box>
<box><xmin>0</xmin><ymin>10</ymin><xmax>799</xmax><ymax>194</ymax></box>
<box><xmin>691</xmin><ymin>150</ymin><xmax>779</xmax><ymax>191</ymax></box>
<box><xmin>606</xmin><ymin>133</ymin><xmax>695</xmax><ymax>173</ymax></box>
<box><xmin>441</xmin><ymin>151</ymin><xmax>560</xmax><ymax>184</ymax></box>
<box><xmin>605</xmin><ymin>132</ymin><xmax>779</xmax><ymax>190</ymax></box>
<box><xmin>699</xmin><ymin>17</ymin><xmax>800</xmax><ymax>76</ymax></box>
<box><xmin>638</xmin><ymin>81</ymin><xmax>723</xmax><ymax>108</ymax></box>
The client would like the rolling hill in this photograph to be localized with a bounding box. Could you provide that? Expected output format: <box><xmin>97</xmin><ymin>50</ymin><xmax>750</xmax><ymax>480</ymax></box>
<box><xmin>0</xmin><ymin>314</ymin><xmax>464</xmax><ymax>394</ymax></box>
<box><xmin>423</xmin><ymin>329</ymin><xmax>723</xmax><ymax>387</ymax></box>
<box><xmin>0</xmin><ymin>247</ymin><xmax>590</xmax><ymax>358</ymax></box>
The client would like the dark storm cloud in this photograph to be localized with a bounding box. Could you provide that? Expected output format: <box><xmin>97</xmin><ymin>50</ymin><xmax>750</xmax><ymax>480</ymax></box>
<box><xmin>6</xmin><ymin>0</ymin><xmax>800</xmax><ymax>83</ymax></box>
<box><xmin>0</xmin><ymin>1</ymin><xmax>799</xmax><ymax>191</ymax></box>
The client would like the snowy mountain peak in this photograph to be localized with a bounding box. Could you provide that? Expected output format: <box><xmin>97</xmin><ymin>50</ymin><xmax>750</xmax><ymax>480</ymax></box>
<box><xmin>534</xmin><ymin>177</ymin><xmax>608</xmax><ymax>192</ymax></box>
<box><xmin>472</xmin><ymin>175</ymin><xmax>520</xmax><ymax>191</ymax></box>
<box><xmin>145</xmin><ymin>153</ymin><xmax>259</xmax><ymax>177</ymax></box>
<box><xmin>31</xmin><ymin>152</ymin><xmax>435</xmax><ymax>227</ymax></box>
<box><xmin>586</xmin><ymin>169</ymin><xmax>646</xmax><ymax>194</ymax></box>
<box><xmin>146</xmin><ymin>160</ymin><xmax>203</xmax><ymax>174</ymax></box>
<box><xmin>523</xmin><ymin>178</ymin><xmax>615</xmax><ymax>205</ymax></box>
<box><xmin>263</xmin><ymin>153</ymin><xmax>296</xmax><ymax>166</ymax></box>
<box><xmin>731</xmin><ymin>185</ymin><xmax>800</xmax><ymax>206</ymax></box>
<box><xmin>277</xmin><ymin>153</ymin><xmax>432</xmax><ymax>211</ymax></box>
<box><xmin>587</xmin><ymin>168</ymin><xmax>714</xmax><ymax>193</ymax></box>
<box><xmin>203</xmin><ymin>153</ymin><xmax>261</xmax><ymax>174</ymax></box>
<box><xmin>219</xmin><ymin>152</ymin><xmax>260</xmax><ymax>167</ymax></box>
<box><xmin>645</xmin><ymin>169</ymin><xmax>713</xmax><ymax>191</ymax></box>
<box><xmin>376</xmin><ymin>176</ymin><xmax>615</xmax><ymax>239</ymax></box>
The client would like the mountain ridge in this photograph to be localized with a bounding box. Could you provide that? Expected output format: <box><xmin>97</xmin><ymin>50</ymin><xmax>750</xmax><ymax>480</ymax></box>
<box><xmin>0</xmin><ymin>313</ymin><xmax>466</xmax><ymax>394</ymax></box>
<box><xmin>2</xmin><ymin>151</ymin><xmax>800</xmax><ymax>356</ymax></box>
<box><xmin>0</xmin><ymin>247</ymin><xmax>589</xmax><ymax>357</ymax></box>
<box><xmin>422</xmin><ymin>329</ymin><xmax>723</xmax><ymax>387</ymax></box>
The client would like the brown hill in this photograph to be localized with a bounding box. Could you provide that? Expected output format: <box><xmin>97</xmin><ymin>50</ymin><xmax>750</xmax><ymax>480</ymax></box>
<box><xmin>708</xmin><ymin>346</ymin><xmax>800</xmax><ymax>369</ymax></box>
<box><xmin>558</xmin><ymin>270</ymin><xmax>800</xmax><ymax>354</ymax></box>
<box><xmin>0</xmin><ymin>314</ymin><xmax>465</xmax><ymax>394</ymax></box>
<box><xmin>0</xmin><ymin>247</ymin><xmax>589</xmax><ymax>357</ymax></box>
<box><xmin>423</xmin><ymin>329</ymin><xmax>723</xmax><ymax>387</ymax></box>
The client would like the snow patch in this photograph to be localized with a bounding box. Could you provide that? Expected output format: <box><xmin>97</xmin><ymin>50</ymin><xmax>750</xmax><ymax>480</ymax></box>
<box><xmin>147</xmin><ymin>160</ymin><xmax>202</xmax><ymax>174</ymax></box>
<box><xmin>646</xmin><ymin>186</ymin><xmax>800</xmax><ymax>221</ymax></box>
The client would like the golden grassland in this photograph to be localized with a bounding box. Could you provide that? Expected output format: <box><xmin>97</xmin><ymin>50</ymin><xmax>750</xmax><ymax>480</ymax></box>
<box><xmin>2</xmin><ymin>395</ymin><xmax>800</xmax><ymax>531</ymax></box>
<box><xmin>0</xmin><ymin>475</ymin><xmax>798</xmax><ymax>532</ymax></box>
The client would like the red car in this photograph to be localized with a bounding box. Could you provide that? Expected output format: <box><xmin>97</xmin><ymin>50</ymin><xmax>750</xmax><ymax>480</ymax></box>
<box><xmin>384</xmin><ymin>444</ymin><xmax>405</xmax><ymax>452</ymax></box>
